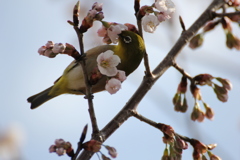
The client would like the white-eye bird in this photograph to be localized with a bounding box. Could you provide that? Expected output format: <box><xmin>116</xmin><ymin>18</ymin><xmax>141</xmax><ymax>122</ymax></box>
<box><xmin>27</xmin><ymin>31</ymin><xmax>145</xmax><ymax>109</ymax></box>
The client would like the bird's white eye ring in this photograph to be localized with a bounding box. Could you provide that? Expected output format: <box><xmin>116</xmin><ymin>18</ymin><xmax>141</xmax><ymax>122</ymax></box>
<box><xmin>123</xmin><ymin>36</ymin><xmax>132</xmax><ymax>43</ymax></box>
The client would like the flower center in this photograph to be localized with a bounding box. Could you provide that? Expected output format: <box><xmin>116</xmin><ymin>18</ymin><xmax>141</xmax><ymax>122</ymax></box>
<box><xmin>100</xmin><ymin>60</ymin><xmax>110</xmax><ymax>68</ymax></box>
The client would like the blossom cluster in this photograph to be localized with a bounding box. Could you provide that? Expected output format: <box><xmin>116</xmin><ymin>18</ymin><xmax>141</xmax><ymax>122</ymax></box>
<box><xmin>82</xmin><ymin>140</ymin><xmax>118</xmax><ymax>159</ymax></box>
<box><xmin>98</xmin><ymin>22</ymin><xmax>128</xmax><ymax>44</ymax></box>
<box><xmin>49</xmin><ymin>139</ymin><xmax>73</xmax><ymax>156</ymax></box>
<box><xmin>38</xmin><ymin>41</ymin><xmax>78</xmax><ymax>58</ymax></box>
<box><xmin>173</xmin><ymin>73</ymin><xmax>232</xmax><ymax>122</ymax></box>
<box><xmin>189</xmin><ymin>15</ymin><xmax>240</xmax><ymax>50</ymax></box>
<box><xmin>38</xmin><ymin>41</ymin><xmax>66</xmax><ymax>58</ymax></box>
<box><xmin>96</xmin><ymin>50</ymin><xmax>126</xmax><ymax>94</ymax></box>
<box><xmin>140</xmin><ymin>0</ymin><xmax>176</xmax><ymax>33</ymax></box>
<box><xmin>79</xmin><ymin>2</ymin><xmax>104</xmax><ymax>33</ymax></box>
<box><xmin>159</xmin><ymin>123</ymin><xmax>221</xmax><ymax>160</ymax></box>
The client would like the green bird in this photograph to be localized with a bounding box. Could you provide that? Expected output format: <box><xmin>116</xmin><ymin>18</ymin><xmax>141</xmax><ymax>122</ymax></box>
<box><xmin>27</xmin><ymin>31</ymin><xmax>145</xmax><ymax>109</ymax></box>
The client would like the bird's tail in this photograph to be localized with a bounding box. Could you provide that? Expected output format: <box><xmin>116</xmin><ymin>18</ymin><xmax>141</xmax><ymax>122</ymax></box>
<box><xmin>27</xmin><ymin>86</ymin><xmax>57</xmax><ymax>109</ymax></box>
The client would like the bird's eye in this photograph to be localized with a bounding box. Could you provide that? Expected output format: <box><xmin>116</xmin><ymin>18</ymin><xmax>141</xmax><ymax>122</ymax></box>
<box><xmin>123</xmin><ymin>36</ymin><xmax>132</xmax><ymax>44</ymax></box>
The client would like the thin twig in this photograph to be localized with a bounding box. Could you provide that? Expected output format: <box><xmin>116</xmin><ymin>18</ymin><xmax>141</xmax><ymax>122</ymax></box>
<box><xmin>172</xmin><ymin>62</ymin><xmax>193</xmax><ymax>81</ymax></box>
<box><xmin>72</xmin><ymin>3</ymin><xmax>99</xmax><ymax>134</ymax></box>
<box><xmin>73</xmin><ymin>27</ymin><xmax>99</xmax><ymax>134</ymax></box>
<box><xmin>131</xmin><ymin>110</ymin><xmax>158</xmax><ymax>128</ymax></box>
<box><xmin>213</xmin><ymin>11</ymin><xmax>240</xmax><ymax>17</ymax></box>
<box><xmin>132</xmin><ymin>110</ymin><xmax>194</xmax><ymax>144</ymax></box>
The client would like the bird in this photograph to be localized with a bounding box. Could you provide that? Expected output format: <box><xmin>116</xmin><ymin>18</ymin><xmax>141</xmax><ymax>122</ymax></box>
<box><xmin>27</xmin><ymin>30</ymin><xmax>145</xmax><ymax>109</ymax></box>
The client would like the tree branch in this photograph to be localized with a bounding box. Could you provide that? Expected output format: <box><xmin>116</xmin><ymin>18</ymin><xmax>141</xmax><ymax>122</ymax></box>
<box><xmin>77</xmin><ymin>0</ymin><xmax>226</xmax><ymax>159</ymax></box>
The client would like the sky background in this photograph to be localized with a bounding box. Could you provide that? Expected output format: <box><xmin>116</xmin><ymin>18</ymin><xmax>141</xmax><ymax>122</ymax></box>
<box><xmin>1</xmin><ymin>0</ymin><xmax>240</xmax><ymax>160</ymax></box>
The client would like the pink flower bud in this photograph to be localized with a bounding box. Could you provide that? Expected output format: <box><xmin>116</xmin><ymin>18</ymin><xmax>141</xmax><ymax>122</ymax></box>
<box><xmin>137</xmin><ymin>5</ymin><xmax>153</xmax><ymax>19</ymax></box>
<box><xmin>190</xmin><ymin>84</ymin><xmax>202</xmax><ymax>100</ymax></box>
<box><xmin>193</xmin><ymin>74</ymin><xmax>213</xmax><ymax>86</ymax></box>
<box><xmin>191</xmin><ymin>103</ymin><xmax>205</xmax><ymax>122</ymax></box>
<box><xmin>173</xmin><ymin>93</ymin><xmax>181</xmax><ymax>111</ymax></box>
<box><xmin>203</xmin><ymin>103</ymin><xmax>214</xmax><ymax>120</ymax></box>
<box><xmin>156</xmin><ymin>12</ymin><xmax>167</xmax><ymax>22</ymax></box>
<box><xmin>225</xmin><ymin>31</ymin><xmax>240</xmax><ymax>50</ymax></box>
<box><xmin>56</xmin><ymin>147</ymin><xmax>65</xmax><ymax>156</ymax></box>
<box><xmin>177</xmin><ymin>76</ymin><xmax>188</xmax><ymax>93</ymax></box>
<box><xmin>49</xmin><ymin>145</ymin><xmax>56</xmax><ymax>153</ymax></box>
<box><xmin>197</xmin><ymin>110</ymin><xmax>205</xmax><ymax>122</ymax></box>
<box><xmin>229</xmin><ymin>14</ymin><xmax>240</xmax><ymax>23</ymax></box>
<box><xmin>38</xmin><ymin>46</ymin><xmax>46</xmax><ymax>55</ymax></box>
<box><xmin>215</xmin><ymin>77</ymin><xmax>232</xmax><ymax>90</ymax></box>
<box><xmin>124</xmin><ymin>23</ymin><xmax>139</xmax><ymax>34</ymax></box>
<box><xmin>107</xmin><ymin>24</ymin><xmax>127</xmax><ymax>44</ymax></box>
<box><xmin>203</xmin><ymin>20</ymin><xmax>219</xmax><ymax>32</ymax></box>
<box><xmin>175</xmin><ymin>136</ymin><xmax>188</xmax><ymax>150</ymax></box>
<box><xmin>45</xmin><ymin>41</ymin><xmax>54</xmax><ymax>48</ymax></box>
<box><xmin>92</xmin><ymin>2</ymin><xmax>103</xmax><ymax>12</ymax></box>
<box><xmin>105</xmin><ymin>78</ymin><xmax>122</xmax><ymax>94</ymax></box>
<box><xmin>172</xmin><ymin>93</ymin><xmax>180</xmax><ymax>106</ymax></box>
<box><xmin>192</xmin><ymin>149</ymin><xmax>201</xmax><ymax>160</ymax></box>
<box><xmin>44</xmin><ymin>49</ymin><xmax>57</xmax><ymax>58</ymax></box>
<box><xmin>161</xmin><ymin>124</ymin><xmax>175</xmax><ymax>137</ymax></box>
<box><xmin>97</xmin><ymin>25</ymin><xmax>107</xmax><ymax>37</ymax></box>
<box><xmin>95</xmin><ymin>12</ymin><xmax>104</xmax><ymax>21</ymax></box>
<box><xmin>191</xmin><ymin>139</ymin><xmax>207</xmax><ymax>154</ymax></box>
<box><xmin>213</xmin><ymin>84</ymin><xmax>228</xmax><ymax>102</ymax></box>
<box><xmin>115</xmin><ymin>70</ymin><xmax>126</xmax><ymax>82</ymax></box>
<box><xmin>52</xmin><ymin>43</ymin><xmax>66</xmax><ymax>53</ymax></box>
<box><xmin>189</xmin><ymin>34</ymin><xmax>204</xmax><ymax>49</ymax></box>
<box><xmin>181</xmin><ymin>96</ymin><xmax>188</xmax><ymax>113</ymax></box>
<box><xmin>55</xmin><ymin>139</ymin><xmax>66</xmax><ymax>147</ymax></box>
<box><xmin>222</xmin><ymin>17</ymin><xmax>232</xmax><ymax>31</ymax></box>
<box><xmin>232</xmin><ymin>0</ymin><xmax>240</xmax><ymax>6</ymax></box>
<box><xmin>82</xmin><ymin>140</ymin><xmax>102</xmax><ymax>152</ymax></box>
<box><xmin>105</xmin><ymin>146</ymin><xmax>117</xmax><ymax>158</ymax></box>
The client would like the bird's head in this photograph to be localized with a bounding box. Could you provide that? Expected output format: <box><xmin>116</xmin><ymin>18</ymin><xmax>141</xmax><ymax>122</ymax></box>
<box><xmin>115</xmin><ymin>30</ymin><xmax>145</xmax><ymax>76</ymax></box>
<box><xmin>117</xmin><ymin>31</ymin><xmax>145</xmax><ymax>53</ymax></box>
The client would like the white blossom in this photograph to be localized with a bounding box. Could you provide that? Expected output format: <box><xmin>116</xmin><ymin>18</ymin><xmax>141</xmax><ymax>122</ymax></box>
<box><xmin>142</xmin><ymin>14</ymin><xmax>160</xmax><ymax>33</ymax></box>
<box><xmin>105</xmin><ymin>78</ymin><xmax>121</xmax><ymax>94</ymax></box>
<box><xmin>38</xmin><ymin>46</ymin><xmax>46</xmax><ymax>55</ymax></box>
<box><xmin>45</xmin><ymin>41</ymin><xmax>54</xmax><ymax>48</ymax></box>
<box><xmin>97</xmin><ymin>50</ymin><xmax>121</xmax><ymax>76</ymax></box>
<box><xmin>107</xmin><ymin>24</ymin><xmax>128</xmax><ymax>43</ymax></box>
<box><xmin>52</xmin><ymin>43</ymin><xmax>66</xmax><ymax>53</ymax></box>
<box><xmin>116</xmin><ymin>70</ymin><xmax>126</xmax><ymax>82</ymax></box>
<box><xmin>155</xmin><ymin>0</ymin><xmax>175</xmax><ymax>17</ymax></box>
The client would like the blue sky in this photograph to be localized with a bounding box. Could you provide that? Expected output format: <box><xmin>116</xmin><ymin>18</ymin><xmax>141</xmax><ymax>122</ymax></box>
<box><xmin>1</xmin><ymin>0</ymin><xmax>240</xmax><ymax>160</ymax></box>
